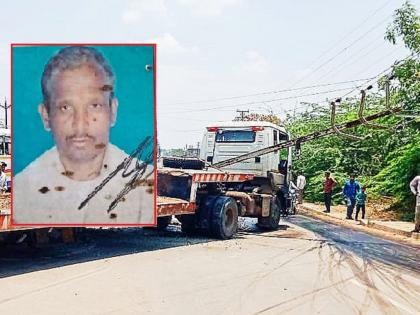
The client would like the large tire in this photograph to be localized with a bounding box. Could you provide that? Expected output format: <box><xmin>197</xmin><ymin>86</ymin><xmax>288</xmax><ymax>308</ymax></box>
<box><xmin>210</xmin><ymin>196</ymin><xmax>238</xmax><ymax>239</ymax></box>
<box><xmin>156</xmin><ymin>216</ymin><xmax>172</xmax><ymax>230</ymax></box>
<box><xmin>162</xmin><ymin>157</ymin><xmax>204</xmax><ymax>170</ymax></box>
<box><xmin>257</xmin><ymin>197</ymin><xmax>281</xmax><ymax>230</ymax></box>
<box><xmin>177</xmin><ymin>214</ymin><xmax>196</xmax><ymax>234</ymax></box>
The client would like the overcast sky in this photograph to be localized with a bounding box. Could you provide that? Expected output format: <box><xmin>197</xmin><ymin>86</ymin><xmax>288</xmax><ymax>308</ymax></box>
<box><xmin>1</xmin><ymin>0</ymin><xmax>418</xmax><ymax>148</ymax></box>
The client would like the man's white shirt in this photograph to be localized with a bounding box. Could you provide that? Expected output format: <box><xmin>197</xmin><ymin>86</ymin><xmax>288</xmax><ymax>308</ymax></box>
<box><xmin>410</xmin><ymin>176</ymin><xmax>420</xmax><ymax>195</ymax></box>
<box><xmin>0</xmin><ymin>172</ymin><xmax>7</xmax><ymax>191</ymax></box>
<box><xmin>13</xmin><ymin>143</ymin><xmax>154</xmax><ymax>224</ymax></box>
<box><xmin>296</xmin><ymin>175</ymin><xmax>306</xmax><ymax>190</ymax></box>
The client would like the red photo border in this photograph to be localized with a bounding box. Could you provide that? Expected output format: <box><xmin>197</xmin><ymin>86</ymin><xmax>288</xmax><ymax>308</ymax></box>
<box><xmin>10</xmin><ymin>43</ymin><xmax>157</xmax><ymax>228</ymax></box>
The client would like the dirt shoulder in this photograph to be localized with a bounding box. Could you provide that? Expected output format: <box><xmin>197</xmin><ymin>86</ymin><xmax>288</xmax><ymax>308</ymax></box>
<box><xmin>298</xmin><ymin>203</ymin><xmax>420</xmax><ymax>247</ymax></box>
<box><xmin>306</xmin><ymin>199</ymin><xmax>403</xmax><ymax>221</ymax></box>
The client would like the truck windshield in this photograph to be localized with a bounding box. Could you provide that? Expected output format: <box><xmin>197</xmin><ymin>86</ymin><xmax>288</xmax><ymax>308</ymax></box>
<box><xmin>215</xmin><ymin>130</ymin><xmax>256</xmax><ymax>143</ymax></box>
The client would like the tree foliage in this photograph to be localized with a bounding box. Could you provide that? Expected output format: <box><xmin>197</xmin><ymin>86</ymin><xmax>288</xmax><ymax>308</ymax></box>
<box><xmin>386</xmin><ymin>1</ymin><xmax>420</xmax><ymax>53</ymax></box>
<box><xmin>285</xmin><ymin>2</ymin><xmax>419</xmax><ymax>217</ymax></box>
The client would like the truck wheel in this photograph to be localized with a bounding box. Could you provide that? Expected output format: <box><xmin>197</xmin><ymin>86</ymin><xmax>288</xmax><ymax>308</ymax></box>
<box><xmin>257</xmin><ymin>197</ymin><xmax>281</xmax><ymax>230</ymax></box>
<box><xmin>156</xmin><ymin>216</ymin><xmax>172</xmax><ymax>230</ymax></box>
<box><xmin>177</xmin><ymin>215</ymin><xmax>196</xmax><ymax>234</ymax></box>
<box><xmin>210</xmin><ymin>196</ymin><xmax>238</xmax><ymax>239</ymax></box>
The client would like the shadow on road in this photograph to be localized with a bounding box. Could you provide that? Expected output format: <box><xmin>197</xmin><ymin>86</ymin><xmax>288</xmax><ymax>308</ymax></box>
<box><xmin>0</xmin><ymin>218</ymin><xmax>293</xmax><ymax>279</ymax></box>
<box><xmin>0</xmin><ymin>226</ymin><xmax>213</xmax><ymax>279</ymax></box>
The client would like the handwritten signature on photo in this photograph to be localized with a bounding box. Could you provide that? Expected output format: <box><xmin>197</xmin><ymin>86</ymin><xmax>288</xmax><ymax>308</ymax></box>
<box><xmin>78</xmin><ymin>136</ymin><xmax>154</xmax><ymax>212</ymax></box>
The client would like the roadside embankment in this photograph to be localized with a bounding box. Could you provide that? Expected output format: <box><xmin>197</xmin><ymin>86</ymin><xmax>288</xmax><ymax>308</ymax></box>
<box><xmin>298</xmin><ymin>203</ymin><xmax>420</xmax><ymax>245</ymax></box>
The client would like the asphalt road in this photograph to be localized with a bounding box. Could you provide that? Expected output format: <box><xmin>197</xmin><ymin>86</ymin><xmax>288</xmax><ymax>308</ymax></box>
<box><xmin>289</xmin><ymin>215</ymin><xmax>420</xmax><ymax>273</ymax></box>
<box><xmin>0</xmin><ymin>216</ymin><xmax>419</xmax><ymax>314</ymax></box>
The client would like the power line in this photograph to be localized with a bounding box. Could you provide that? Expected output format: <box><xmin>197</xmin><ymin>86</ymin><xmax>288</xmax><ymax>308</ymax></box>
<box><xmin>289</xmin><ymin>0</ymin><xmax>394</xmax><ymax>82</ymax></box>
<box><xmin>352</xmin><ymin>47</ymin><xmax>403</xmax><ymax>78</ymax></box>
<box><xmin>285</xmin><ymin>53</ymin><xmax>417</xmax><ymax>114</ymax></box>
<box><xmin>160</xmin><ymin>77</ymin><xmax>376</xmax><ymax>107</ymax></box>
<box><xmin>161</xmin><ymin>2</ymin><xmax>398</xmax><ymax>112</ymax></box>
<box><xmin>162</xmin><ymin>86</ymin><xmax>360</xmax><ymax>115</ymax></box>
<box><xmin>162</xmin><ymin>53</ymin><xmax>417</xmax><ymax>120</ymax></box>
<box><xmin>160</xmin><ymin>11</ymin><xmax>399</xmax><ymax>112</ymax></box>
<box><xmin>289</xmin><ymin>13</ymin><xmax>393</xmax><ymax>89</ymax></box>
<box><xmin>313</xmin><ymin>38</ymin><xmax>388</xmax><ymax>83</ymax></box>
<box><xmin>161</xmin><ymin>53</ymin><xmax>416</xmax><ymax>146</ymax></box>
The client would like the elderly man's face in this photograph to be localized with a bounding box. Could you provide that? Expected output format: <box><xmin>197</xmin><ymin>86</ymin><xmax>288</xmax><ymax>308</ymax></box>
<box><xmin>39</xmin><ymin>64</ymin><xmax>117</xmax><ymax>163</ymax></box>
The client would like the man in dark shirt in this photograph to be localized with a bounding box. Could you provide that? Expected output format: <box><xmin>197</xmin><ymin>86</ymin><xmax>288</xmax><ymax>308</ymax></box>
<box><xmin>323</xmin><ymin>171</ymin><xmax>337</xmax><ymax>213</ymax></box>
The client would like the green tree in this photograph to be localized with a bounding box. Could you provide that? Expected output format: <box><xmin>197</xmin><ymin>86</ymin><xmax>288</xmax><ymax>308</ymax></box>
<box><xmin>375</xmin><ymin>0</ymin><xmax>420</xmax><ymax>212</ymax></box>
<box><xmin>286</xmin><ymin>1</ymin><xmax>419</xmax><ymax>217</ymax></box>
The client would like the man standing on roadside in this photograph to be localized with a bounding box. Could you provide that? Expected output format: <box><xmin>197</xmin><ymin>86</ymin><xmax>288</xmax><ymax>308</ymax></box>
<box><xmin>409</xmin><ymin>175</ymin><xmax>420</xmax><ymax>233</ymax></box>
<box><xmin>355</xmin><ymin>186</ymin><xmax>367</xmax><ymax>220</ymax></box>
<box><xmin>343</xmin><ymin>174</ymin><xmax>360</xmax><ymax>219</ymax></box>
<box><xmin>323</xmin><ymin>171</ymin><xmax>337</xmax><ymax>213</ymax></box>
<box><xmin>0</xmin><ymin>167</ymin><xmax>7</xmax><ymax>193</ymax></box>
<box><xmin>296</xmin><ymin>172</ymin><xmax>306</xmax><ymax>204</ymax></box>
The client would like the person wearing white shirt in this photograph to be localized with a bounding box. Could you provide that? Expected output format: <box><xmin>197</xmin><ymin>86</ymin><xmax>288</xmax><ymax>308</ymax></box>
<box><xmin>296</xmin><ymin>172</ymin><xmax>306</xmax><ymax>204</ymax></box>
<box><xmin>409</xmin><ymin>175</ymin><xmax>420</xmax><ymax>233</ymax></box>
<box><xmin>0</xmin><ymin>169</ymin><xmax>7</xmax><ymax>193</ymax></box>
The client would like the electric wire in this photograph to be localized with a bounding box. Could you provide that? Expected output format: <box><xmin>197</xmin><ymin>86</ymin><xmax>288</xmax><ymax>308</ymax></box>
<box><xmin>160</xmin><ymin>77</ymin><xmax>376</xmax><ymax>107</ymax></box>
<box><xmin>288</xmin><ymin>12</ymin><xmax>394</xmax><ymax>88</ymax></box>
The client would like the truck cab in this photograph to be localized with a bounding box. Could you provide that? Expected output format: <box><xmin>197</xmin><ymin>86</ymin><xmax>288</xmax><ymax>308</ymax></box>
<box><xmin>200</xmin><ymin>121</ymin><xmax>292</xmax><ymax>179</ymax></box>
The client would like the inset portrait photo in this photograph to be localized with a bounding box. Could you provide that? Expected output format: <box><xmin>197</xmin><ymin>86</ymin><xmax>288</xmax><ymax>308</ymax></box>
<box><xmin>12</xmin><ymin>44</ymin><xmax>156</xmax><ymax>225</ymax></box>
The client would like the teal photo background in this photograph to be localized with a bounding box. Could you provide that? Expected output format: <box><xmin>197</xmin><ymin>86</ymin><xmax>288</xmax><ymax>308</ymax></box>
<box><xmin>12</xmin><ymin>45</ymin><xmax>155</xmax><ymax>175</ymax></box>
